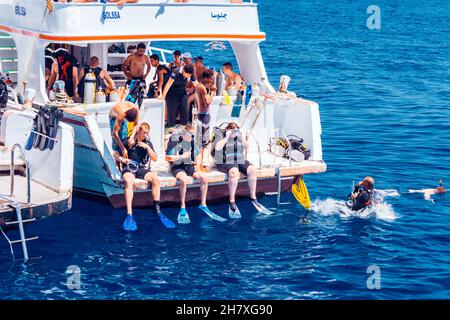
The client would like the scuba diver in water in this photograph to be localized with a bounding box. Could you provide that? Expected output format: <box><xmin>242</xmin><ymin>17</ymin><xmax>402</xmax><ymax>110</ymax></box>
<box><xmin>348</xmin><ymin>176</ymin><xmax>375</xmax><ymax>211</ymax></box>
<box><xmin>409</xmin><ymin>180</ymin><xmax>446</xmax><ymax>202</ymax></box>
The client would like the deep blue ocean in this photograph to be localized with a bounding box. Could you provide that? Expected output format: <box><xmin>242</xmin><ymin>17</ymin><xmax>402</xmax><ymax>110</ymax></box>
<box><xmin>1</xmin><ymin>0</ymin><xmax>449</xmax><ymax>299</ymax></box>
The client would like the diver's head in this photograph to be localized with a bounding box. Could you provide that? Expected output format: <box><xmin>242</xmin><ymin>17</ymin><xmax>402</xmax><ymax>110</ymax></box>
<box><xmin>182</xmin><ymin>52</ymin><xmax>192</xmax><ymax>65</ymax></box>
<box><xmin>125</xmin><ymin>108</ymin><xmax>138</xmax><ymax>123</ymax></box>
<box><xmin>362</xmin><ymin>176</ymin><xmax>375</xmax><ymax>190</ymax></box>
<box><xmin>149</xmin><ymin>54</ymin><xmax>160</xmax><ymax>68</ymax></box>
<box><xmin>181</xmin><ymin>124</ymin><xmax>194</xmax><ymax>142</ymax></box>
<box><xmin>137</xmin><ymin>122</ymin><xmax>150</xmax><ymax>142</ymax></box>
<box><xmin>222</xmin><ymin>62</ymin><xmax>234</xmax><ymax>77</ymax></box>
<box><xmin>182</xmin><ymin>64</ymin><xmax>194</xmax><ymax>80</ymax></box>
<box><xmin>194</xmin><ymin>56</ymin><xmax>204</xmax><ymax>68</ymax></box>
<box><xmin>225</xmin><ymin>122</ymin><xmax>240</xmax><ymax>138</ymax></box>
<box><xmin>173</xmin><ymin>50</ymin><xmax>182</xmax><ymax>64</ymax></box>
<box><xmin>89</xmin><ymin>56</ymin><xmax>99</xmax><ymax>68</ymax></box>
<box><xmin>436</xmin><ymin>186</ymin><xmax>446</xmax><ymax>194</ymax></box>
<box><xmin>136</xmin><ymin>43</ymin><xmax>146</xmax><ymax>56</ymax></box>
<box><xmin>202</xmin><ymin>70</ymin><xmax>214</xmax><ymax>86</ymax></box>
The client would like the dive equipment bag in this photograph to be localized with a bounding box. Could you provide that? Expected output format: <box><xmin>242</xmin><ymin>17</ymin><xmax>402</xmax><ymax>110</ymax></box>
<box><xmin>268</xmin><ymin>135</ymin><xmax>310</xmax><ymax>162</ymax></box>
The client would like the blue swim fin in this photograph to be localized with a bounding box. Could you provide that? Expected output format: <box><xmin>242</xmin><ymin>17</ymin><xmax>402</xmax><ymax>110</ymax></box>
<box><xmin>177</xmin><ymin>208</ymin><xmax>190</xmax><ymax>224</ymax></box>
<box><xmin>198</xmin><ymin>205</ymin><xmax>227</xmax><ymax>222</ymax></box>
<box><xmin>157</xmin><ymin>212</ymin><xmax>176</xmax><ymax>229</ymax></box>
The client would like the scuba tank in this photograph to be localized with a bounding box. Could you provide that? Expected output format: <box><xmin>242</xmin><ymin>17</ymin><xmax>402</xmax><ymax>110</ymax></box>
<box><xmin>109</xmin><ymin>88</ymin><xmax>121</xmax><ymax>102</ymax></box>
<box><xmin>83</xmin><ymin>71</ymin><xmax>97</xmax><ymax>104</ymax></box>
<box><xmin>216</xmin><ymin>69</ymin><xmax>226</xmax><ymax>96</ymax></box>
<box><xmin>95</xmin><ymin>87</ymin><xmax>106</xmax><ymax>104</ymax></box>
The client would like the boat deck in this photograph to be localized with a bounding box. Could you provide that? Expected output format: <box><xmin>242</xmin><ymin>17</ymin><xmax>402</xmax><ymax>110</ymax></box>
<box><xmin>0</xmin><ymin>175</ymin><xmax>61</xmax><ymax>208</ymax></box>
<box><xmin>130</xmin><ymin>152</ymin><xmax>326</xmax><ymax>191</ymax></box>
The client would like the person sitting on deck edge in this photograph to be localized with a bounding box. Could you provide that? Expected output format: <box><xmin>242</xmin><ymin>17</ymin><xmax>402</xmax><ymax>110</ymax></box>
<box><xmin>113</xmin><ymin>122</ymin><xmax>162</xmax><ymax>231</ymax></box>
<box><xmin>166</xmin><ymin>125</ymin><xmax>223</xmax><ymax>224</ymax></box>
<box><xmin>212</xmin><ymin>122</ymin><xmax>269</xmax><ymax>218</ymax></box>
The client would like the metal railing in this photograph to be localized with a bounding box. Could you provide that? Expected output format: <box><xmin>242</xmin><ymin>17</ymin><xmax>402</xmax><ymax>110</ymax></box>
<box><xmin>10</xmin><ymin>143</ymin><xmax>31</xmax><ymax>204</ymax></box>
<box><xmin>148</xmin><ymin>46</ymin><xmax>174</xmax><ymax>65</ymax></box>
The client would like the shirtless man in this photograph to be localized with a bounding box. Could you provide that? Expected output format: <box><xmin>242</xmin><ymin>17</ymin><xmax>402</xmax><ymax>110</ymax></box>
<box><xmin>109</xmin><ymin>88</ymin><xmax>140</xmax><ymax>159</ymax></box>
<box><xmin>409</xmin><ymin>180</ymin><xmax>446</xmax><ymax>202</ymax></box>
<box><xmin>194</xmin><ymin>56</ymin><xmax>207</xmax><ymax>82</ymax></box>
<box><xmin>122</xmin><ymin>42</ymin><xmax>151</xmax><ymax>85</ymax></box>
<box><xmin>195</xmin><ymin>70</ymin><xmax>217</xmax><ymax>155</ymax></box>
<box><xmin>222</xmin><ymin>62</ymin><xmax>243</xmax><ymax>92</ymax></box>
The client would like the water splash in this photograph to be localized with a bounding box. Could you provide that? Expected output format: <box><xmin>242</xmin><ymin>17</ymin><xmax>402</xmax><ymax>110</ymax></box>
<box><xmin>311</xmin><ymin>189</ymin><xmax>399</xmax><ymax>221</ymax></box>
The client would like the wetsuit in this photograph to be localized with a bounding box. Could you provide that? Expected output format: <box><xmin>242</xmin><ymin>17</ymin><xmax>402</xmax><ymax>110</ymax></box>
<box><xmin>148</xmin><ymin>64</ymin><xmax>171</xmax><ymax>98</ymax></box>
<box><xmin>55</xmin><ymin>51</ymin><xmax>79</xmax><ymax>97</ymax></box>
<box><xmin>121</xmin><ymin>137</ymin><xmax>154</xmax><ymax>180</ymax></box>
<box><xmin>166</xmin><ymin>136</ymin><xmax>198</xmax><ymax>177</ymax></box>
<box><xmin>214</xmin><ymin>133</ymin><xmax>252</xmax><ymax>174</ymax></box>
<box><xmin>165</xmin><ymin>67</ymin><xmax>196</xmax><ymax>127</ymax></box>
<box><xmin>350</xmin><ymin>185</ymin><xmax>373</xmax><ymax>211</ymax></box>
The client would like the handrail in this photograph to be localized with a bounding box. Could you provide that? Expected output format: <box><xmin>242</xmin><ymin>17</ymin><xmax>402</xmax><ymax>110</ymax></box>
<box><xmin>148</xmin><ymin>46</ymin><xmax>173</xmax><ymax>64</ymax></box>
<box><xmin>10</xmin><ymin>143</ymin><xmax>31</xmax><ymax>204</ymax></box>
<box><xmin>273</xmin><ymin>128</ymin><xmax>292</xmax><ymax>167</ymax></box>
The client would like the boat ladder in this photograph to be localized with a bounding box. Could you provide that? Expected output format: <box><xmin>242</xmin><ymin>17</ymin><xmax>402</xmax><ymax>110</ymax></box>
<box><xmin>0</xmin><ymin>143</ymin><xmax>37</xmax><ymax>261</ymax></box>
<box><xmin>0</xmin><ymin>195</ymin><xmax>38</xmax><ymax>261</ymax></box>
<box><xmin>273</xmin><ymin>128</ymin><xmax>293</xmax><ymax>206</ymax></box>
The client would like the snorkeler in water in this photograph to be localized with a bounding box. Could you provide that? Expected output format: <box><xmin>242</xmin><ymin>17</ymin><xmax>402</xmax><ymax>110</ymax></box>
<box><xmin>408</xmin><ymin>180</ymin><xmax>446</xmax><ymax>202</ymax></box>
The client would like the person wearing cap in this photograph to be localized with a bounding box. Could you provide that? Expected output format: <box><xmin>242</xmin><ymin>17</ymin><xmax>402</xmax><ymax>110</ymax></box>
<box><xmin>159</xmin><ymin>64</ymin><xmax>199</xmax><ymax>128</ymax></box>
<box><xmin>182</xmin><ymin>52</ymin><xmax>193</xmax><ymax>66</ymax></box>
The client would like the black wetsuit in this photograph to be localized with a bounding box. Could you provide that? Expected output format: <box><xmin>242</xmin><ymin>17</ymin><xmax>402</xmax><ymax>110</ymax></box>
<box><xmin>165</xmin><ymin>67</ymin><xmax>196</xmax><ymax>127</ymax></box>
<box><xmin>350</xmin><ymin>185</ymin><xmax>374</xmax><ymax>211</ymax></box>
<box><xmin>121</xmin><ymin>137</ymin><xmax>154</xmax><ymax>180</ymax></box>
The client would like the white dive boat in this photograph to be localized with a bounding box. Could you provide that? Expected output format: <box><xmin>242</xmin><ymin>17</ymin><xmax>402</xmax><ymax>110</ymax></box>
<box><xmin>0</xmin><ymin>0</ymin><xmax>326</xmax><ymax>209</ymax></box>
<box><xmin>0</xmin><ymin>88</ymin><xmax>74</xmax><ymax>259</ymax></box>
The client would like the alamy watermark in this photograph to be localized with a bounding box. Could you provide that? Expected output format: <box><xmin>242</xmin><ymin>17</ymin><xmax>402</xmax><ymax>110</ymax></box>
<box><xmin>66</xmin><ymin>265</ymin><xmax>81</xmax><ymax>290</ymax></box>
<box><xmin>367</xmin><ymin>5</ymin><xmax>381</xmax><ymax>29</ymax></box>
<box><xmin>366</xmin><ymin>265</ymin><xmax>381</xmax><ymax>290</ymax></box>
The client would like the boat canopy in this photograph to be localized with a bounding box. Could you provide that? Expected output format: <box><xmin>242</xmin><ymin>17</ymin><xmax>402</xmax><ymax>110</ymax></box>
<box><xmin>0</xmin><ymin>0</ymin><xmax>270</xmax><ymax>103</ymax></box>
<box><xmin>0</xmin><ymin>0</ymin><xmax>265</xmax><ymax>44</ymax></box>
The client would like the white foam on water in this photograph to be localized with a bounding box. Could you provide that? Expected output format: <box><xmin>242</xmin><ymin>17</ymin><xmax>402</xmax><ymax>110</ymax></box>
<box><xmin>311</xmin><ymin>189</ymin><xmax>399</xmax><ymax>221</ymax></box>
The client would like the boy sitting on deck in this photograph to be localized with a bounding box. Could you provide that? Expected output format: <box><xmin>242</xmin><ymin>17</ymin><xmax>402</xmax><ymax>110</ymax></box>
<box><xmin>113</xmin><ymin>122</ymin><xmax>162</xmax><ymax>231</ymax></box>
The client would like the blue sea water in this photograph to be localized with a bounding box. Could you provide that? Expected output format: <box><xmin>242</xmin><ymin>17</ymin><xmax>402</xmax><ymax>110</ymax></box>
<box><xmin>1</xmin><ymin>0</ymin><xmax>450</xmax><ymax>299</ymax></box>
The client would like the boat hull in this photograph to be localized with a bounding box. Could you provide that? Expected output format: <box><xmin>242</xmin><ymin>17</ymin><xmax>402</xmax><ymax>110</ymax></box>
<box><xmin>0</xmin><ymin>194</ymin><xmax>72</xmax><ymax>230</ymax></box>
<box><xmin>74</xmin><ymin>176</ymin><xmax>296</xmax><ymax>209</ymax></box>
